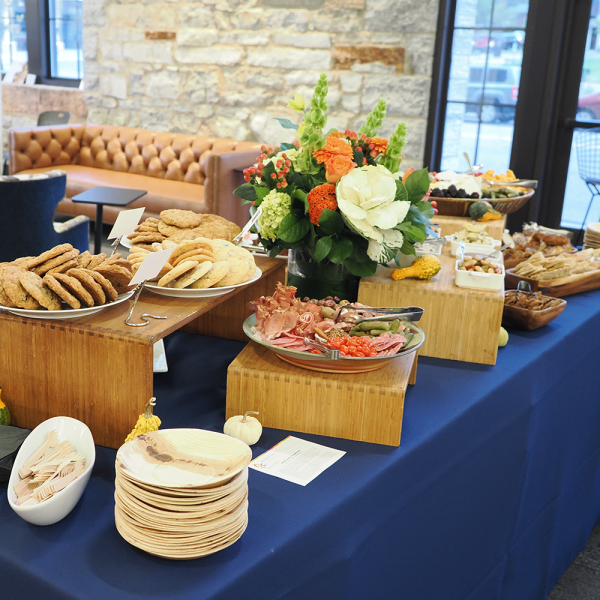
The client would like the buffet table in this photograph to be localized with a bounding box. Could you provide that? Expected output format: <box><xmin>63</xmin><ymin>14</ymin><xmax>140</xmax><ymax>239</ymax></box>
<box><xmin>1</xmin><ymin>289</ymin><xmax>599</xmax><ymax>600</ymax></box>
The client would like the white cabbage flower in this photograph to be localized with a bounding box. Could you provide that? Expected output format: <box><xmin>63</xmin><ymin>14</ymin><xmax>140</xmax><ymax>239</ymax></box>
<box><xmin>336</xmin><ymin>165</ymin><xmax>411</xmax><ymax>262</ymax></box>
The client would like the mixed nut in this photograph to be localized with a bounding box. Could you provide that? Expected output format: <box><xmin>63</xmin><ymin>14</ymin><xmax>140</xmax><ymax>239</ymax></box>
<box><xmin>458</xmin><ymin>256</ymin><xmax>503</xmax><ymax>274</ymax></box>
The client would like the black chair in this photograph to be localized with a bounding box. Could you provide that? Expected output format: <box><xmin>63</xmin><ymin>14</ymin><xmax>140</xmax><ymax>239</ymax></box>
<box><xmin>0</xmin><ymin>170</ymin><xmax>89</xmax><ymax>262</ymax></box>
<box><xmin>574</xmin><ymin>127</ymin><xmax>600</xmax><ymax>245</ymax></box>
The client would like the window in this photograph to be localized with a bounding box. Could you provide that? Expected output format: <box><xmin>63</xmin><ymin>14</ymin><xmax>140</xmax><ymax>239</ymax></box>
<box><xmin>0</xmin><ymin>0</ymin><xmax>28</xmax><ymax>74</ymax></box>
<box><xmin>0</xmin><ymin>0</ymin><xmax>83</xmax><ymax>84</ymax></box>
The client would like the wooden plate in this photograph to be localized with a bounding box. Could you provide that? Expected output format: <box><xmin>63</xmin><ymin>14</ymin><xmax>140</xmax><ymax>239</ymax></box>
<box><xmin>505</xmin><ymin>267</ymin><xmax>600</xmax><ymax>297</ymax></box>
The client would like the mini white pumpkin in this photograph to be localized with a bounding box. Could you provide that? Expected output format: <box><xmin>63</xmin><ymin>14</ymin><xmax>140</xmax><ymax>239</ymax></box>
<box><xmin>224</xmin><ymin>411</ymin><xmax>262</xmax><ymax>446</ymax></box>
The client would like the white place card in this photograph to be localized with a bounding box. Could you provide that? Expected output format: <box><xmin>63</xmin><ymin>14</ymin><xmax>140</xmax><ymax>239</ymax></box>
<box><xmin>25</xmin><ymin>74</ymin><xmax>36</xmax><ymax>85</ymax></box>
<box><xmin>108</xmin><ymin>207</ymin><xmax>146</xmax><ymax>240</ymax></box>
<box><xmin>129</xmin><ymin>247</ymin><xmax>174</xmax><ymax>286</ymax></box>
<box><xmin>249</xmin><ymin>436</ymin><xmax>345</xmax><ymax>486</ymax></box>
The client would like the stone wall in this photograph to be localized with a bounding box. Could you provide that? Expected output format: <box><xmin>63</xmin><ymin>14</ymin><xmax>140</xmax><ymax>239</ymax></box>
<box><xmin>83</xmin><ymin>0</ymin><xmax>438</xmax><ymax>169</ymax></box>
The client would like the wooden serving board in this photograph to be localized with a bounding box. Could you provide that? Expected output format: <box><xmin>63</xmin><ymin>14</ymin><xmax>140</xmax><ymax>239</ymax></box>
<box><xmin>505</xmin><ymin>267</ymin><xmax>600</xmax><ymax>297</ymax></box>
<box><xmin>358</xmin><ymin>247</ymin><xmax>504</xmax><ymax>365</ymax></box>
<box><xmin>434</xmin><ymin>214</ymin><xmax>507</xmax><ymax>239</ymax></box>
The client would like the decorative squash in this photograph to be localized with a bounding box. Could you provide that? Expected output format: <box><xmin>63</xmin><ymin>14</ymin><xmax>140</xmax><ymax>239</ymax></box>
<box><xmin>224</xmin><ymin>411</ymin><xmax>262</xmax><ymax>446</ymax></box>
<box><xmin>0</xmin><ymin>388</ymin><xmax>10</xmax><ymax>426</ymax></box>
<box><xmin>124</xmin><ymin>398</ymin><xmax>161</xmax><ymax>443</ymax></box>
<box><xmin>469</xmin><ymin>200</ymin><xmax>501</xmax><ymax>222</ymax></box>
<box><xmin>391</xmin><ymin>255</ymin><xmax>441</xmax><ymax>281</ymax></box>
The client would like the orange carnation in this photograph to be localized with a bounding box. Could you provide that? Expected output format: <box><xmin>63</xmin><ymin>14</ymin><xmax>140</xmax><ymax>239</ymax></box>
<box><xmin>368</xmin><ymin>136</ymin><xmax>388</xmax><ymax>156</ymax></box>
<box><xmin>307</xmin><ymin>183</ymin><xmax>338</xmax><ymax>226</ymax></box>
<box><xmin>313</xmin><ymin>134</ymin><xmax>354</xmax><ymax>164</ymax></box>
<box><xmin>325</xmin><ymin>154</ymin><xmax>356</xmax><ymax>184</ymax></box>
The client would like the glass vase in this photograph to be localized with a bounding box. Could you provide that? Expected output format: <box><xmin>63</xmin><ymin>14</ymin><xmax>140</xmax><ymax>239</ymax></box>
<box><xmin>287</xmin><ymin>248</ymin><xmax>360</xmax><ymax>302</ymax></box>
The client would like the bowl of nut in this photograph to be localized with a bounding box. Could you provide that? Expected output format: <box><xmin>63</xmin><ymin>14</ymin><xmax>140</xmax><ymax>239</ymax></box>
<box><xmin>455</xmin><ymin>254</ymin><xmax>505</xmax><ymax>291</ymax></box>
<box><xmin>503</xmin><ymin>290</ymin><xmax>567</xmax><ymax>330</ymax></box>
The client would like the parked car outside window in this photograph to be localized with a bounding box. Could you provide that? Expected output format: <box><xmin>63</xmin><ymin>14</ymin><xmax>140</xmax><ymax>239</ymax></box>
<box><xmin>466</xmin><ymin>65</ymin><xmax>521</xmax><ymax>123</ymax></box>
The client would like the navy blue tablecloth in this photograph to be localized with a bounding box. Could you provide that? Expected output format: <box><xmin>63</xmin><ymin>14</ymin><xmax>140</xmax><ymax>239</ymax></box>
<box><xmin>1</xmin><ymin>291</ymin><xmax>600</xmax><ymax>600</ymax></box>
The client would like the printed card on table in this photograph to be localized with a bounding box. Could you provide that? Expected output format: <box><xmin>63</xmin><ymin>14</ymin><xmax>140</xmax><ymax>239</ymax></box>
<box><xmin>108</xmin><ymin>208</ymin><xmax>146</xmax><ymax>240</ymax></box>
<box><xmin>249</xmin><ymin>436</ymin><xmax>345</xmax><ymax>486</ymax></box>
<box><xmin>129</xmin><ymin>248</ymin><xmax>175</xmax><ymax>286</ymax></box>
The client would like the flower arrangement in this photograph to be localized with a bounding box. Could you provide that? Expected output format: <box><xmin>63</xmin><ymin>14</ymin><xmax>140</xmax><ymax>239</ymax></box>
<box><xmin>234</xmin><ymin>73</ymin><xmax>436</xmax><ymax>279</ymax></box>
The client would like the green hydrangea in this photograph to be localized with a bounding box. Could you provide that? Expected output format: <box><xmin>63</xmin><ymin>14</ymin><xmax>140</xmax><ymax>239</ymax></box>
<box><xmin>258</xmin><ymin>190</ymin><xmax>292</xmax><ymax>241</ymax></box>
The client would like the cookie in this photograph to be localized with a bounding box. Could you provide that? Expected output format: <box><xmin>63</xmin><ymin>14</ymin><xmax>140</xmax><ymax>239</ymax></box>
<box><xmin>143</xmin><ymin>217</ymin><xmax>160</xmax><ymax>224</ymax></box>
<box><xmin>67</xmin><ymin>268</ymin><xmax>106</xmax><ymax>305</ymax></box>
<box><xmin>136</xmin><ymin>223</ymin><xmax>159</xmax><ymax>232</ymax></box>
<box><xmin>85</xmin><ymin>270</ymin><xmax>118</xmax><ymax>302</ymax></box>
<box><xmin>157</xmin><ymin>261</ymin><xmax>199</xmax><ymax>287</ymax></box>
<box><xmin>33</xmin><ymin>249</ymin><xmax>80</xmax><ymax>276</ymax></box>
<box><xmin>158</xmin><ymin>222</ymin><xmax>185</xmax><ymax>237</ymax></box>
<box><xmin>190</xmin><ymin>261</ymin><xmax>230</xmax><ymax>289</ymax></box>
<box><xmin>173</xmin><ymin>253</ymin><xmax>215</xmax><ymax>268</ymax></box>
<box><xmin>130</xmin><ymin>233</ymin><xmax>165</xmax><ymax>244</ymax></box>
<box><xmin>77</xmin><ymin>251</ymin><xmax>92</xmax><ymax>269</ymax></box>
<box><xmin>4</xmin><ymin>268</ymin><xmax>40</xmax><ymax>309</ymax></box>
<box><xmin>43</xmin><ymin>274</ymin><xmax>81</xmax><ymax>309</ymax></box>
<box><xmin>27</xmin><ymin>244</ymin><xmax>73</xmax><ymax>269</ymax></box>
<box><xmin>160</xmin><ymin>209</ymin><xmax>203</xmax><ymax>229</ymax></box>
<box><xmin>151</xmin><ymin>262</ymin><xmax>173</xmax><ymax>281</ymax></box>
<box><xmin>46</xmin><ymin>259</ymin><xmax>78</xmax><ymax>277</ymax></box>
<box><xmin>53</xmin><ymin>273</ymin><xmax>95</xmax><ymax>307</ymax></box>
<box><xmin>162</xmin><ymin>240</ymin><xmax>178</xmax><ymax>250</ymax></box>
<box><xmin>95</xmin><ymin>258</ymin><xmax>133</xmax><ymax>273</ymax></box>
<box><xmin>93</xmin><ymin>265</ymin><xmax>133</xmax><ymax>292</ymax></box>
<box><xmin>131</xmin><ymin>244</ymin><xmax>155</xmax><ymax>252</ymax></box>
<box><xmin>19</xmin><ymin>271</ymin><xmax>62</xmax><ymax>311</ymax></box>
<box><xmin>171</xmin><ymin>248</ymin><xmax>214</xmax><ymax>267</ymax></box>
<box><xmin>170</xmin><ymin>240</ymin><xmax>213</xmax><ymax>263</ymax></box>
<box><xmin>216</xmin><ymin>256</ymin><xmax>254</xmax><ymax>287</ymax></box>
<box><xmin>173</xmin><ymin>261</ymin><xmax>213</xmax><ymax>289</ymax></box>
<box><xmin>13</xmin><ymin>256</ymin><xmax>35</xmax><ymax>267</ymax></box>
<box><xmin>0</xmin><ymin>265</ymin><xmax>18</xmax><ymax>307</ymax></box>
<box><xmin>86</xmin><ymin>253</ymin><xmax>107</xmax><ymax>271</ymax></box>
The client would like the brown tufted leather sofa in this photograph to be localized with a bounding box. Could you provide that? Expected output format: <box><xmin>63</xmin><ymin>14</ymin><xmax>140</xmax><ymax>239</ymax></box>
<box><xmin>7</xmin><ymin>124</ymin><xmax>261</xmax><ymax>226</ymax></box>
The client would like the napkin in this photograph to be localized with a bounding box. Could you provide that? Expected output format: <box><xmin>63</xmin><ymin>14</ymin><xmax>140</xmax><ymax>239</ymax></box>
<box><xmin>0</xmin><ymin>425</ymin><xmax>31</xmax><ymax>482</ymax></box>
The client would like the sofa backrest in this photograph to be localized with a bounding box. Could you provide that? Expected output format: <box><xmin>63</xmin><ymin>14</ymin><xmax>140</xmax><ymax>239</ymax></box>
<box><xmin>8</xmin><ymin>124</ymin><xmax>257</xmax><ymax>187</ymax></box>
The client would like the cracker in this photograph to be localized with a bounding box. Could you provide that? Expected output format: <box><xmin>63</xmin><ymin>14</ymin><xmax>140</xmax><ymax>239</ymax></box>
<box><xmin>19</xmin><ymin>271</ymin><xmax>62</xmax><ymax>311</ymax></box>
<box><xmin>173</xmin><ymin>261</ymin><xmax>213</xmax><ymax>288</ymax></box>
<box><xmin>27</xmin><ymin>244</ymin><xmax>73</xmax><ymax>269</ymax></box>
<box><xmin>46</xmin><ymin>259</ymin><xmax>78</xmax><ymax>277</ymax></box>
<box><xmin>85</xmin><ymin>270</ymin><xmax>118</xmax><ymax>302</ymax></box>
<box><xmin>160</xmin><ymin>209</ymin><xmax>203</xmax><ymax>229</ymax></box>
<box><xmin>67</xmin><ymin>268</ymin><xmax>106</xmax><ymax>305</ymax></box>
<box><xmin>190</xmin><ymin>261</ymin><xmax>230</xmax><ymax>289</ymax></box>
<box><xmin>53</xmin><ymin>273</ymin><xmax>95</xmax><ymax>307</ymax></box>
<box><xmin>93</xmin><ymin>265</ymin><xmax>133</xmax><ymax>292</ymax></box>
<box><xmin>43</xmin><ymin>274</ymin><xmax>81</xmax><ymax>309</ymax></box>
<box><xmin>33</xmin><ymin>249</ymin><xmax>80</xmax><ymax>276</ymax></box>
<box><xmin>158</xmin><ymin>261</ymin><xmax>199</xmax><ymax>287</ymax></box>
<box><xmin>86</xmin><ymin>253</ymin><xmax>107</xmax><ymax>271</ymax></box>
<box><xmin>4</xmin><ymin>268</ymin><xmax>40</xmax><ymax>309</ymax></box>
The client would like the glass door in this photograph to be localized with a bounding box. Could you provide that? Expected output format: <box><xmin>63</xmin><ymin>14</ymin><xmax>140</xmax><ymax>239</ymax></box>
<box><xmin>561</xmin><ymin>1</ymin><xmax>600</xmax><ymax>230</ymax></box>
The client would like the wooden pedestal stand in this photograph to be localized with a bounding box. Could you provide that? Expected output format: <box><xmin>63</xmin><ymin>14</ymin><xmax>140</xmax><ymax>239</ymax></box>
<box><xmin>0</xmin><ymin>257</ymin><xmax>286</xmax><ymax>449</ymax></box>
<box><xmin>358</xmin><ymin>248</ymin><xmax>504</xmax><ymax>365</ymax></box>
<box><xmin>227</xmin><ymin>342</ymin><xmax>418</xmax><ymax>447</ymax></box>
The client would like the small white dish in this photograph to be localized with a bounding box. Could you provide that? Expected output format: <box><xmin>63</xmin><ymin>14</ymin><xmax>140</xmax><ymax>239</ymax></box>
<box><xmin>450</xmin><ymin>237</ymin><xmax>501</xmax><ymax>257</ymax></box>
<box><xmin>7</xmin><ymin>416</ymin><xmax>96</xmax><ymax>526</ymax></box>
<box><xmin>455</xmin><ymin>258</ymin><xmax>505</xmax><ymax>291</ymax></box>
<box><xmin>4</xmin><ymin>291</ymin><xmax>134</xmax><ymax>320</ymax></box>
<box><xmin>153</xmin><ymin>339</ymin><xmax>168</xmax><ymax>373</ymax></box>
<box><xmin>144</xmin><ymin>267</ymin><xmax>262</xmax><ymax>298</ymax></box>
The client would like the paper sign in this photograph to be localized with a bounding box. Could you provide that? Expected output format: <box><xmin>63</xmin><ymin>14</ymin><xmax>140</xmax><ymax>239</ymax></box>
<box><xmin>129</xmin><ymin>247</ymin><xmax>174</xmax><ymax>286</ymax></box>
<box><xmin>108</xmin><ymin>208</ymin><xmax>146</xmax><ymax>240</ymax></box>
<box><xmin>3</xmin><ymin>62</ymin><xmax>24</xmax><ymax>83</ymax></box>
<box><xmin>249</xmin><ymin>436</ymin><xmax>345</xmax><ymax>486</ymax></box>
<box><xmin>25</xmin><ymin>74</ymin><xmax>36</xmax><ymax>85</ymax></box>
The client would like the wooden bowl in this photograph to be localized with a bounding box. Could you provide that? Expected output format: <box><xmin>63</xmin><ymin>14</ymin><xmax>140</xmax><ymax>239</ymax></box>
<box><xmin>436</xmin><ymin>189</ymin><xmax>535</xmax><ymax>217</ymax></box>
<box><xmin>502</xmin><ymin>291</ymin><xmax>567</xmax><ymax>330</ymax></box>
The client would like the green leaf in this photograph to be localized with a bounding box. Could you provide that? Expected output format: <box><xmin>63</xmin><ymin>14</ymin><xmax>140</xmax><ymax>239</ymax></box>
<box><xmin>345</xmin><ymin>258</ymin><xmax>377</xmax><ymax>277</ymax></box>
<box><xmin>407</xmin><ymin>205</ymin><xmax>431</xmax><ymax>226</ymax></box>
<box><xmin>275</xmin><ymin>118</ymin><xmax>299</xmax><ymax>131</ymax></box>
<box><xmin>314</xmin><ymin>236</ymin><xmax>332</xmax><ymax>263</ymax></box>
<box><xmin>318</xmin><ymin>209</ymin><xmax>344</xmax><ymax>235</ymax></box>
<box><xmin>267</xmin><ymin>244</ymin><xmax>284</xmax><ymax>258</ymax></box>
<box><xmin>399</xmin><ymin>237</ymin><xmax>416</xmax><ymax>256</ymax></box>
<box><xmin>405</xmin><ymin>168</ymin><xmax>431</xmax><ymax>204</ymax></box>
<box><xmin>394</xmin><ymin>180</ymin><xmax>409</xmax><ymax>204</ymax></box>
<box><xmin>353</xmin><ymin>149</ymin><xmax>364</xmax><ymax>166</ymax></box>
<box><xmin>328</xmin><ymin>237</ymin><xmax>354</xmax><ymax>264</ymax></box>
<box><xmin>402</xmin><ymin>223</ymin><xmax>427</xmax><ymax>244</ymax></box>
<box><xmin>254</xmin><ymin>186</ymin><xmax>270</xmax><ymax>207</ymax></box>
<box><xmin>278</xmin><ymin>213</ymin><xmax>310</xmax><ymax>243</ymax></box>
<box><xmin>261</xmin><ymin>162</ymin><xmax>278</xmax><ymax>190</ymax></box>
<box><xmin>293</xmin><ymin>188</ymin><xmax>309</xmax><ymax>214</ymax></box>
<box><xmin>414</xmin><ymin>200</ymin><xmax>435</xmax><ymax>219</ymax></box>
<box><xmin>234</xmin><ymin>183</ymin><xmax>257</xmax><ymax>203</ymax></box>
<box><xmin>280</xmin><ymin>142</ymin><xmax>296</xmax><ymax>150</ymax></box>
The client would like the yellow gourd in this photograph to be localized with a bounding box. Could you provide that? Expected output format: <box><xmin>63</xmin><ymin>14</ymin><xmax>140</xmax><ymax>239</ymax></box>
<box><xmin>224</xmin><ymin>411</ymin><xmax>262</xmax><ymax>446</ymax></box>
<box><xmin>391</xmin><ymin>255</ymin><xmax>441</xmax><ymax>281</ymax></box>
<box><xmin>124</xmin><ymin>398</ymin><xmax>161</xmax><ymax>443</ymax></box>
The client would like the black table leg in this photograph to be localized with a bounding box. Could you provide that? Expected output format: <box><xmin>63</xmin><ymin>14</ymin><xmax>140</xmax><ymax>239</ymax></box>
<box><xmin>95</xmin><ymin>204</ymin><xmax>103</xmax><ymax>255</ymax></box>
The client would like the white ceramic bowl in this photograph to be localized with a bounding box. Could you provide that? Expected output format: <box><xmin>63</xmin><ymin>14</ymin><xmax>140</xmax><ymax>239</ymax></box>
<box><xmin>7</xmin><ymin>416</ymin><xmax>96</xmax><ymax>526</ymax></box>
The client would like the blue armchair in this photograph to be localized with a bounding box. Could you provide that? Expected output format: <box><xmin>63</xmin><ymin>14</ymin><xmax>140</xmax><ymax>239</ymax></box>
<box><xmin>0</xmin><ymin>170</ymin><xmax>89</xmax><ymax>263</ymax></box>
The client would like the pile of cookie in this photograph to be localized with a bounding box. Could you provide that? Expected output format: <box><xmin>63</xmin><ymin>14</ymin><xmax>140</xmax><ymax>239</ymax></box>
<box><xmin>0</xmin><ymin>244</ymin><xmax>133</xmax><ymax>311</ymax></box>
<box><xmin>127</xmin><ymin>210</ymin><xmax>242</xmax><ymax>249</ymax></box>
<box><xmin>128</xmin><ymin>238</ymin><xmax>256</xmax><ymax>289</ymax></box>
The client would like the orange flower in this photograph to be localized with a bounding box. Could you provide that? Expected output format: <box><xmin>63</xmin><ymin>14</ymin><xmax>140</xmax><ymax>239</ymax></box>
<box><xmin>307</xmin><ymin>183</ymin><xmax>338</xmax><ymax>226</ymax></box>
<box><xmin>325</xmin><ymin>154</ymin><xmax>356</xmax><ymax>184</ymax></box>
<box><xmin>402</xmin><ymin>167</ymin><xmax>415</xmax><ymax>183</ymax></box>
<box><xmin>368</xmin><ymin>137</ymin><xmax>388</xmax><ymax>156</ymax></box>
<box><xmin>313</xmin><ymin>134</ymin><xmax>354</xmax><ymax>164</ymax></box>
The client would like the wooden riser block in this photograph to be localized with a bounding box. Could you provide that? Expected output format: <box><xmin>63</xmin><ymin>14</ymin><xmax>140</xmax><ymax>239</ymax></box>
<box><xmin>358</xmin><ymin>248</ymin><xmax>503</xmax><ymax>365</ymax></box>
<box><xmin>226</xmin><ymin>342</ymin><xmax>417</xmax><ymax>447</ymax></box>
<box><xmin>435</xmin><ymin>214</ymin><xmax>507</xmax><ymax>239</ymax></box>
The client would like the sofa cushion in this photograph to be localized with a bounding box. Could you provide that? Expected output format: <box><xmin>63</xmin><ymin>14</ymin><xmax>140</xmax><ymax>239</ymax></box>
<box><xmin>0</xmin><ymin>169</ymin><xmax>67</xmax><ymax>183</ymax></box>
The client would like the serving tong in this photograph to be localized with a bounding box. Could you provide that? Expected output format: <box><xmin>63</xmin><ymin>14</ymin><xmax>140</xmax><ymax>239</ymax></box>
<box><xmin>342</xmin><ymin>305</ymin><xmax>424</xmax><ymax>324</ymax></box>
<box><xmin>483</xmin><ymin>179</ymin><xmax>538</xmax><ymax>189</ymax></box>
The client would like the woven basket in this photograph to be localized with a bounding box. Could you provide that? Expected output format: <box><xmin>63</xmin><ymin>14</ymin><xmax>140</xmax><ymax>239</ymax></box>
<box><xmin>436</xmin><ymin>189</ymin><xmax>535</xmax><ymax>217</ymax></box>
